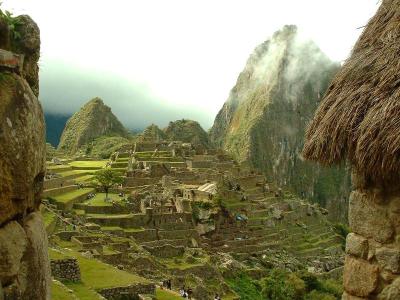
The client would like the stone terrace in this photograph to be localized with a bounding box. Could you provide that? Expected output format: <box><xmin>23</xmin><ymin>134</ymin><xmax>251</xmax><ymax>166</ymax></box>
<box><xmin>43</xmin><ymin>141</ymin><xmax>343</xmax><ymax>299</ymax></box>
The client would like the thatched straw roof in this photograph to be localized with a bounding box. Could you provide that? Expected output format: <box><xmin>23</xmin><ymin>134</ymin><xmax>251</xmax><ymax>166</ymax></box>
<box><xmin>303</xmin><ymin>0</ymin><xmax>400</xmax><ymax>181</ymax></box>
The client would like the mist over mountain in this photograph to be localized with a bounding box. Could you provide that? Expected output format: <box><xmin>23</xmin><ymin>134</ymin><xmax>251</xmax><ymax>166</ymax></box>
<box><xmin>39</xmin><ymin>59</ymin><xmax>214</xmax><ymax>131</ymax></box>
<box><xmin>210</xmin><ymin>25</ymin><xmax>351</xmax><ymax>221</ymax></box>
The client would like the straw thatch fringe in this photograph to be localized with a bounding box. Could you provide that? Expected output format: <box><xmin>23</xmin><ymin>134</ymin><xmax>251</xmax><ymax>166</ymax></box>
<box><xmin>303</xmin><ymin>0</ymin><xmax>400</xmax><ymax>181</ymax></box>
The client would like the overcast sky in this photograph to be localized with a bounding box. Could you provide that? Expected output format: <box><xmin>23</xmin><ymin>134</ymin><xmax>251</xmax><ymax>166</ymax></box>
<box><xmin>3</xmin><ymin>0</ymin><xmax>379</xmax><ymax>130</ymax></box>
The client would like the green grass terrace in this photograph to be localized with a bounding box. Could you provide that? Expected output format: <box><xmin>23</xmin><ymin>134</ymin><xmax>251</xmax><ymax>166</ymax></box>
<box><xmin>85</xmin><ymin>193</ymin><xmax>125</xmax><ymax>206</ymax></box>
<box><xmin>49</xmin><ymin>248</ymin><xmax>150</xmax><ymax>299</ymax></box>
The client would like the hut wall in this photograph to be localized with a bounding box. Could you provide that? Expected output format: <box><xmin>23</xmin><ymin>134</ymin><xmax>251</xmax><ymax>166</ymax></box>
<box><xmin>343</xmin><ymin>171</ymin><xmax>400</xmax><ymax>298</ymax></box>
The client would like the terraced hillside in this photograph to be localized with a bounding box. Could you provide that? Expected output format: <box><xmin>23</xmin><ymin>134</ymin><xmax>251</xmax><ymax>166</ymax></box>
<box><xmin>42</xmin><ymin>140</ymin><xmax>344</xmax><ymax>299</ymax></box>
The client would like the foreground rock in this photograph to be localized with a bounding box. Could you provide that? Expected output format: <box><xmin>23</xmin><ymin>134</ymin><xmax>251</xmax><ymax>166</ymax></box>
<box><xmin>0</xmin><ymin>9</ymin><xmax>50</xmax><ymax>299</ymax></box>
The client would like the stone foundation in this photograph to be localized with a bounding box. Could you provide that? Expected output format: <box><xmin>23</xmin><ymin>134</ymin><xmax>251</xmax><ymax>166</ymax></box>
<box><xmin>143</xmin><ymin>244</ymin><xmax>185</xmax><ymax>258</ymax></box>
<box><xmin>98</xmin><ymin>283</ymin><xmax>155</xmax><ymax>300</ymax></box>
<box><xmin>50</xmin><ymin>258</ymin><xmax>81</xmax><ymax>282</ymax></box>
<box><xmin>343</xmin><ymin>173</ymin><xmax>400</xmax><ymax>299</ymax></box>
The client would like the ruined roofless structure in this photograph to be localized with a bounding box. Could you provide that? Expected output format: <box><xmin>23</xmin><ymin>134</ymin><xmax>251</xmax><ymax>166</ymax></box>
<box><xmin>303</xmin><ymin>0</ymin><xmax>400</xmax><ymax>298</ymax></box>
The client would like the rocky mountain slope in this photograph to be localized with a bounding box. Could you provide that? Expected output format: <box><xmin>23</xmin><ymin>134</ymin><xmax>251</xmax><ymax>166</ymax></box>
<box><xmin>0</xmin><ymin>9</ymin><xmax>50</xmax><ymax>298</ymax></box>
<box><xmin>137</xmin><ymin>124</ymin><xmax>167</xmax><ymax>142</ymax></box>
<box><xmin>210</xmin><ymin>25</ymin><xmax>350</xmax><ymax>221</ymax></box>
<box><xmin>58</xmin><ymin>98</ymin><xmax>130</xmax><ymax>155</ymax></box>
<box><xmin>164</xmin><ymin>119</ymin><xmax>209</xmax><ymax>147</ymax></box>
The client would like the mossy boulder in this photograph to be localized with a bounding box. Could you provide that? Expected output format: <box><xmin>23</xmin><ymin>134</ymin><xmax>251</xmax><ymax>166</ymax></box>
<box><xmin>0</xmin><ymin>9</ymin><xmax>50</xmax><ymax>299</ymax></box>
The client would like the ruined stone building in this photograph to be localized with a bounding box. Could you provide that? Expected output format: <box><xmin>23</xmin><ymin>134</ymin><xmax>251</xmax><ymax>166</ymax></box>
<box><xmin>303</xmin><ymin>0</ymin><xmax>400</xmax><ymax>298</ymax></box>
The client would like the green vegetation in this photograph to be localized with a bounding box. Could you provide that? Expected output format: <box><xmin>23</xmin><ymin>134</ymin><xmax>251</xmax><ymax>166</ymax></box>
<box><xmin>226</xmin><ymin>270</ymin><xmax>342</xmax><ymax>300</ymax></box>
<box><xmin>92</xmin><ymin>169</ymin><xmax>124</xmax><ymax>199</ymax></box>
<box><xmin>333</xmin><ymin>223</ymin><xmax>349</xmax><ymax>249</ymax></box>
<box><xmin>63</xmin><ymin>282</ymin><xmax>102</xmax><ymax>300</ymax></box>
<box><xmin>50</xmin><ymin>247</ymin><xmax>149</xmax><ymax>300</ymax></box>
<box><xmin>226</xmin><ymin>273</ymin><xmax>263</xmax><ymax>300</ymax></box>
<box><xmin>76</xmin><ymin>251</ymin><xmax>147</xmax><ymax>288</ymax></box>
<box><xmin>164</xmin><ymin>119</ymin><xmax>209</xmax><ymax>147</ymax></box>
<box><xmin>74</xmin><ymin>174</ymin><xmax>94</xmax><ymax>183</ymax></box>
<box><xmin>159</xmin><ymin>257</ymin><xmax>205</xmax><ymax>270</ymax></box>
<box><xmin>261</xmin><ymin>269</ymin><xmax>305</xmax><ymax>300</ymax></box>
<box><xmin>51</xmin><ymin>281</ymin><xmax>76</xmax><ymax>300</ymax></box>
<box><xmin>138</xmin><ymin>124</ymin><xmax>166</xmax><ymax>142</ymax></box>
<box><xmin>47</xmin><ymin>164</ymin><xmax>71</xmax><ymax>170</ymax></box>
<box><xmin>69</xmin><ymin>160</ymin><xmax>107</xmax><ymax>168</ymax></box>
<box><xmin>86</xmin><ymin>193</ymin><xmax>123</xmax><ymax>206</ymax></box>
<box><xmin>0</xmin><ymin>6</ymin><xmax>22</xmax><ymax>40</ymax></box>
<box><xmin>50</xmin><ymin>188</ymin><xmax>94</xmax><ymax>203</ymax></box>
<box><xmin>156</xmin><ymin>288</ymin><xmax>182</xmax><ymax>300</ymax></box>
<box><xmin>84</xmin><ymin>136</ymin><xmax>131</xmax><ymax>159</ymax></box>
<box><xmin>42</xmin><ymin>210</ymin><xmax>57</xmax><ymax>226</ymax></box>
<box><xmin>191</xmin><ymin>200</ymin><xmax>215</xmax><ymax>222</ymax></box>
<box><xmin>46</xmin><ymin>143</ymin><xmax>57</xmax><ymax>160</ymax></box>
<box><xmin>49</xmin><ymin>249</ymin><xmax>72</xmax><ymax>260</ymax></box>
<box><xmin>57</xmin><ymin>170</ymin><xmax>92</xmax><ymax>177</ymax></box>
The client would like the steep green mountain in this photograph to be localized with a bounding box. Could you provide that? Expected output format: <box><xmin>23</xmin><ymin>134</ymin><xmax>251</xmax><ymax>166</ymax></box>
<box><xmin>58</xmin><ymin>98</ymin><xmax>130</xmax><ymax>155</ymax></box>
<box><xmin>137</xmin><ymin>124</ymin><xmax>166</xmax><ymax>142</ymax></box>
<box><xmin>210</xmin><ymin>25</ymin><xmax>350</xmax><ymax>221</ymax></box>
<box><xmin>164</xmin><ymin>119</ymin><xmax>209</xmax><ymax>147</ymax></box>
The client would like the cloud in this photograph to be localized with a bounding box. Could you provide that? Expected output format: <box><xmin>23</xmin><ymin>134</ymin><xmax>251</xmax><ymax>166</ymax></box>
<box><xmin>3</xmin><ymin>0</ymin><xmax>379</xmax><ymax>131</ymax></box>
<box><xmin>39</xmin><ymin>59</ymin><xmax>212</xmax><ymax>130</ymax></box>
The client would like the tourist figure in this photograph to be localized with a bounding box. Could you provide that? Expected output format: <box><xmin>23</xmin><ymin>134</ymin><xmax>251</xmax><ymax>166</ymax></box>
<box><xmin>214</xmin><ymin>294</ymin><xmax>221</xmax><ymax>300</ymax></box>
<box><xmin>187</xmin><ymin>288</ymin><xmax>193</xmax><ymax>299</ymax></box>
<box><xmin>180</xmin><ymin>286</ymin><xmax>187</xmax><ymax>298</ymax></box>
<box><xmin>167</xmin><ymin>279</ymin><xmax>172</xmax><ymax>290</ymax></box>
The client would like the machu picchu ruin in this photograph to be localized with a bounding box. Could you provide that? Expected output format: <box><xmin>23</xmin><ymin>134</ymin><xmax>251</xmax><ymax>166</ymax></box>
<box><xmin>1</xmin><ymin>1</ymin><xmax>395</xmax><ymax>300</ymax></box>
<box><xmin>41</xmin><ymin>134</ymin><xmax>345</xmax><ymax>299</ymax></box>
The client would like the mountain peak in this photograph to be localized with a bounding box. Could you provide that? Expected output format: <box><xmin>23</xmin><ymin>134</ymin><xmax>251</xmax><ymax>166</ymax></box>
<box><xmin>57</xmin><ymin>98</ymin><xmax>129</xmax><ymax>154</ymax></box>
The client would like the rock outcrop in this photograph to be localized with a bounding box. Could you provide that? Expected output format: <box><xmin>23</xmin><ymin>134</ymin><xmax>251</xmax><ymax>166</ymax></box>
<box><xmin>0</xmin><ymin>9</ymin><xmax>50</xmax><ymax>299</ymax></box>
<box><xmin>138</xmin><ymin>124</ymin><xmax>166</xmax><ymax>142</ymax></box>
<box><xmin>209</xmin><ymin>25</ymin><xmax>350</xmax><ymax>220</ymax></box>
<box><xmin>58</xmin><ymin>97</ymin><xmax>130</xmax><ymax>154</ymax></box>
<box><xmin>164</xmin><ymin>119</ymin><xmax>209</xmax><ymax>148</ymax></box>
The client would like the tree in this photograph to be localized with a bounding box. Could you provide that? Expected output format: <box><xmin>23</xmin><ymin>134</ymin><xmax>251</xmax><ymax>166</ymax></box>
<box><xmin>93</xmin><ymin>169</ymin><xmax>124</xmax><ymax>200</ymax></box>
<box><xmin>261</xmin><ymin>269</ymin><xmax>305</xmax><ymax>300</ymax></box>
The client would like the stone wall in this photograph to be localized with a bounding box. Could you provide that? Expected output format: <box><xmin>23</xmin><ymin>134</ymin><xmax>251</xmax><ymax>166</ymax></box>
<box><xmin>124</xmin><ymin>177</ymin><xmax>160</xmax><ymax>187</ymax></box>
<box><xmin>143</xmin><ymin>244</ymin><xmax>185</xmax><ymax>258</ymax></box>
<box><xmin>0</xmin><ymin>11</ymin><xmax>50</xmax><ymax>299</ymax></box>
<box><xmin>50</xmin><ymin>258</ymin><xmax>81</xmax><ymax>282</ymax></box>
<box><xmin>43</xmin><ymin>185</ymin><xmax>76</xmax><ymax>198</ymax></box>
<box><xmin>98</xmin><ymin>283</ymin><xmax>155</xmax><ymax>300</ymax></box>
<box><xmin>343</xmin><ymin>172</ymin><xmax>400</xmax><ymax>299</ymax></box>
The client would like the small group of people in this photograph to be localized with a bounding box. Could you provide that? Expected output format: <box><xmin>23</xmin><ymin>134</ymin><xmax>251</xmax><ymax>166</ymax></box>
<box><xmin>161</xmin><ymin>279</ymin><xmax>172</xmax><ymax>290</ymax></box>
<box><xmin>179</xmin><ymin>286</ymin><xmax>193</xmax><ymax>299</ymax></box>
<box><xmin>75</xmin><ymin>183</ymin><xmax>85</xmax><ymax>189</ymax></box>
<box><xmin>86</xmin><ymin>193</ymin><xmax>96</xmax><ymax>199</ymax></box>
